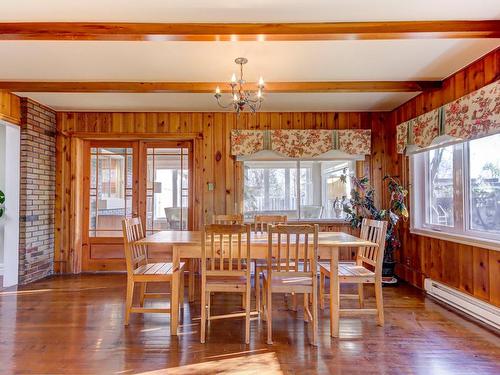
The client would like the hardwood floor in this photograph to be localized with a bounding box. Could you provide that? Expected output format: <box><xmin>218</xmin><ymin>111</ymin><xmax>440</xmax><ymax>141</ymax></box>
<box><xmin>0</xmin><ymin>274</ymin><xmax>498</xmax><ymax>374</ymax></box>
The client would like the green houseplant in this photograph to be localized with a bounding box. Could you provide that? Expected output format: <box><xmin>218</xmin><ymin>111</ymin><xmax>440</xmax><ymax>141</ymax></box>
<box><xmin>0</xmin><ymin>189</ymin><xmax>4</xmax><ymax>218</ymax></box>
<box><xmin>341</xmin><ymin>172</ymin><xmax>408</xmax><ymax>283</ymax></box>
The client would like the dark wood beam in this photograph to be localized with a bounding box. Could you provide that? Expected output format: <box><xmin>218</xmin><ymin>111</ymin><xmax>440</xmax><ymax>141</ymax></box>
<box><xmin>0</xmin><ymin>81</ymin><xmax>442</xmax><ymax>93</ymax></box>
<box><xmin>0</xmin><ymin>21</ymin><xmax>498</xmax><ymax>41</ymax></box>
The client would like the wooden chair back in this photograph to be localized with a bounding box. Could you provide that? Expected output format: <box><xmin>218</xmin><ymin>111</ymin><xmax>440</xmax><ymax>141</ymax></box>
<box><xmin>357</xmin><ymin>218</ymin><xmax>388</xmax><ymax>273</ymax></box>
<box><xmin>122</xmin><ymin>217</ymin><xmax>148</xmax><ymax>274</ymax></box>
<box><xmin>267</xmin><ymin>224</ymin><xmax>318</xmax><ymax>276</ymax></box>
<box><xmin>202</xmin><ymin>224</ymin><xmax>251</xmax><ymax>277</ymax></box>
<box><xmin>254</xmin><ymin>215</ymin><xmax>288</xmax><ymax>234</ymax></box>
<box><xmin>213</xmin><ymin>214</ymin><xmax>244</xmax><ymax>225</ymax></box>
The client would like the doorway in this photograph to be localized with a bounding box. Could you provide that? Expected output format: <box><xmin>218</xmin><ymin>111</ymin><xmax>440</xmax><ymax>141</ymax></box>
<box><xmin>82</xmin><ymin>140</ymin><xmax>193</xmax><ymax>271</ymax></box>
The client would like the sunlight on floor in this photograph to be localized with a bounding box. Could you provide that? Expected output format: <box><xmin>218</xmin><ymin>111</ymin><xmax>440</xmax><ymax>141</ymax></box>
<box><xmin>122</xmin><ymin>352</ymin><xmax>284</xmax><ymax>375</ymax></box>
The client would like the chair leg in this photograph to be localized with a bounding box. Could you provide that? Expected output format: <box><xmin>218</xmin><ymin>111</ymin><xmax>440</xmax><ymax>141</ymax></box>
<box><xmin>358</xmin><ymin>283</ymin><xmax>364</xmax><ymax>309</ymax></box>
<box><xmin>303</xmin><ymin>293</ymin><xmax>309</xmax><ymax>322</ymax></box>
<box><xmin>179</xmin><ymin>270</ymin><xmax>185</xmax><ymax>310</ymax></box>
<box><xmin>207</xmin><ymin>290</ymin><xmax>211</xmax><ymax>327</ymax></box>
<box><xmin>200</xmin><ymin>289</ymin><xmax>207</xmax><ymax>343</ymax></box>
<box><xmin>266</xmin><ymin>281</ymin><xmax>273</xmax><ymax>345</ymax></box>
<box><xmin>242</xmin><ymin>292</ymin><xmax>246</xmax><ymax>309</ymax></box>
<box><xmin>292</xmin><ymin>293</ymin><xmax>297</xmax><ymax>312</ymax></box>
<box><xmin>188</xmin><ymin>259</ymin><xmax>195</xmax><ymax>302</ymax></box>
<box><xmin>375</xmin><ymin>278</ymin><xmax>384</xmax><ymax>326</ymax></box>
<box><xmin>319</xmin><ymin>272</ymin><xmax>325</xmax><ymax>310</ymax></box>
<box><xmin>312</xmin><ymin>279</ymin><xmax>318</xmax><ymax>346</ymax></box>
<box><xmin>261</xmin><ymin>278</ymin><xmax>267</xmax><ymax>322</ymax></box>
<box><xmin>125</xmin><ymin>279</ymin><xmax>134</xmax><ymax>326</ymax></box>
<box><xmin>245</xmin><ymin>288</ymin><xmax>251</xmax><ymax>345</ymax></box>
<box><xmin>255</xmin><ymin>267</ymin><xmax>261</xmax><ymax>314</ymax></box>
<box><xmin>139</xmin><ymin>282</ymin><xmax>146</xmax><ymax>307</ymax></box>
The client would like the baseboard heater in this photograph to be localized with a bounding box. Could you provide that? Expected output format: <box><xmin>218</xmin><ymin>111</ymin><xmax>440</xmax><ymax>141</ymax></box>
<box><xmin>424</xmin><ymin>278</ymin><xmax>500</xmax><ymax>331</ymax></box>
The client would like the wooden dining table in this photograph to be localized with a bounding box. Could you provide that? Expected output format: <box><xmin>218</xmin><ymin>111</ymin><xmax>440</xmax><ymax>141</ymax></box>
<box><xmin>135</xmin><ymin>230</ymin><xmax>377</xmax><ymax>338</ymax></box>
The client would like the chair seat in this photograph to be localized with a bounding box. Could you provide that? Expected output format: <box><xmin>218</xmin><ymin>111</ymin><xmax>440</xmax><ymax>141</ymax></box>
<box><xmin>319</xmin><ymin>262</ymin><xmax>375</xmax><ymax>278</ymax></box>
<box><xmin>255</xmin><ymin>259</ymin><xmax>304</xmax><ymax>270</ymax></box>
<box><xmin>133</xmin><ymin>262</ymin><xmax>185</xmax><ymax>280</ymax></box>
<box><xmin>262</xmin><ymin>270</ymin><xmax>313</xmax><ymax>293</ymax></box>
<box><xmin>205</xmin><ymin>275</ymin><xmax>248</xmax><ymax>292</ymax></box>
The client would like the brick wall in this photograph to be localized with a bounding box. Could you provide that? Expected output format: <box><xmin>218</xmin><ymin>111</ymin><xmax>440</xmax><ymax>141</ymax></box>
<box><xmin>18</xmin><ymin>98</ymin><xmax>56</xmax><ymax>284</ymax></box>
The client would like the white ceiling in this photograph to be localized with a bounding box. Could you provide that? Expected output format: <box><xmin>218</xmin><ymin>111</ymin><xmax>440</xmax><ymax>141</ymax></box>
<box><xmin>22</xmin><ymin>92</ymin><xmax>420</xmax><ymax>112</ymax></box>
<box><xmin>2</xmin><ymin>40</ymin><xmax>499</xmax><ymax>82</ymax></box>
<box><xmin>1</xmin><ymin>1</ymin><xmax>499</xmax><ymax>112</ymax></box>
<box><xmin>1</xmin><ymin>0</ymin><xmax>500</xmax><ymax>22</ymax></box>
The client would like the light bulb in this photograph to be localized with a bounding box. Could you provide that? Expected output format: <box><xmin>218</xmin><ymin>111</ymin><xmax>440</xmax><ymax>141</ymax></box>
<box><xmin>215</xmin><ymin>86</ymin><xmax>220</xmax><ymax>94</ymax></box>
<box><xmin>233</xmin><ymin>94</ymin><xmax>238</xmax><ymax>101</ymax></box>
<box><xmin>258</xmin><ymin>77</ymin><xmax>265</xmax><ymax>86</ymax></box>
<box><xmin>231</xmin><ymin>73</ymin><xmax>237</xmax><ymax>83</ymax></box>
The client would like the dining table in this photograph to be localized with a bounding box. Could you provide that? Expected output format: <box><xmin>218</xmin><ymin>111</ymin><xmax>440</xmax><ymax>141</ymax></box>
<box><xmin>134</xmin><ymin>230</ymin><xmax>378</xmax><ymax>338</ymax></box>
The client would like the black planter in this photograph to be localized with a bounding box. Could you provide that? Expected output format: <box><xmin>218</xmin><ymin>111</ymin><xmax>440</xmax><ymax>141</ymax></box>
<box><xmin>382</xmin><ymin>261</ymin><xmax>396</xmax><ymax>278</ymax></box>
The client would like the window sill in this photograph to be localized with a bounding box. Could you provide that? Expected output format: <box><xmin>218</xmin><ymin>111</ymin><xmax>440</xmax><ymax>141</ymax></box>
<box><xmin>410</xmin><ymin>228</ymin><xmax>500</xmax><ymax>252</ymax></box>
<box><xmin>244</xmin><ymin>218</ymin><xmax>350</xmax><ymax>225</ymax></box>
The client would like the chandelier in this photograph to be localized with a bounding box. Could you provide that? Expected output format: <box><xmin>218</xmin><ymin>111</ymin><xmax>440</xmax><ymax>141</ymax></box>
<box><xmin>214</xmin><ymin>57</ymin><xmax>264</xmax><ymax>114</ymax></box>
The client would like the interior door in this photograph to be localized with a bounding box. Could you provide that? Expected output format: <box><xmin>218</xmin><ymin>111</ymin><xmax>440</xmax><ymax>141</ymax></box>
<box><xmin>140</xmin><ymin>141</ymin><xmax>193</xmax><ymax>234</ymax></box>
<box><xmin>82</xmin><ymin>140</ymin><xmax>193</xmax><ymax>271</ymax></box>
<box><xmin>83</xmin><ymin>141</ymin><xmax>138</xmax><ymax>271</ymax></box>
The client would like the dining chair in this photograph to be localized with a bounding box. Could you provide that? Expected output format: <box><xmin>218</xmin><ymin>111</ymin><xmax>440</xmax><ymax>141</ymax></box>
<box><xmin>121</xmin><ymin>217</ymin><xmax>185</xmax><ymax>326</ymax></box>
<box><xmin>253</xmin><ymin>215</ymin><xmax>288</xmax><ymax>313</ymax></box>
<box><xmin>213</xmin><ymin>214</ymin><xmax>244</xmax><ymax>224</ymax></box>
<box><xmin>261</xmin><ymin>224</ymin><xmax>319</xmax><ymax>346</ymax></box>
<box><xmin>318</xmin><ymin>218</ymin><xmax>387</xmax><ymax>326</ymax></box>
<box><xmin>200</xmin><ymin>224</ymin><xmax>252</xmax><ymax>344</ymax></box>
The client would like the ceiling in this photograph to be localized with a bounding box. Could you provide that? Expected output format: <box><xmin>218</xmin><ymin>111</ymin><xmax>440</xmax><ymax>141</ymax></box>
<box><xmin>1</xmin><ymin>1</ymin><xmax>499</xmax><ymax>112</ymax></box>
<box><xmin>2</xmin><ymin>0</ymin><xmax>500</xmax><ymax>22</ymax></box>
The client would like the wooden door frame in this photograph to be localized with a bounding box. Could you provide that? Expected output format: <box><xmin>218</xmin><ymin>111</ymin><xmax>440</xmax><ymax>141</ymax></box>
<box><xmin>82</xmin><ymin>140</ymin><xmax>139</xmax><ymax>271</ymax></box>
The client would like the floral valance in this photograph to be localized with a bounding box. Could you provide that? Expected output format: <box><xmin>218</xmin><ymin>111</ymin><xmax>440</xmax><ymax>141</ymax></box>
<box><xmin>397</xmin><ymin>79</ymin><xmax>500</xmax><ymax>154</ymax></box>
<box><xmin>231</xmin><ymin>129</ymin><xmax>371</xmax><ymax>159</ymax></box>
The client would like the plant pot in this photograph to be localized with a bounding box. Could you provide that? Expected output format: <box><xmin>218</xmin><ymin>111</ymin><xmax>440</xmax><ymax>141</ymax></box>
<box><xmin>382</xmin><ymin>261</ymin><xmax>398</xmax><ymax>285</ymax></box>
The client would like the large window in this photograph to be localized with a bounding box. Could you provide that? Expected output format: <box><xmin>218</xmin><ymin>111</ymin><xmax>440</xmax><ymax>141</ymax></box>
<box><xmin>412</xmin><ymin>133</ymin><xmax>500</xmax><ymax>243</ymax></box>
<box><xmin>243</xmin><ymin>160</ymin><xmax>354</xmax><ymax>220</ymax></box>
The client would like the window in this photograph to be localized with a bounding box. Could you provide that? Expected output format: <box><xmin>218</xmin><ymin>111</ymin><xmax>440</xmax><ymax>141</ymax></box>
<box><xmin>412</xmin><ymin>133</ymin><xmax>500</xmax><ymax>244</ymax></box>
<box><xmin>243</xmin><ymin>160</ymin><xmax>354</xmax><ymax>220</ymax></box>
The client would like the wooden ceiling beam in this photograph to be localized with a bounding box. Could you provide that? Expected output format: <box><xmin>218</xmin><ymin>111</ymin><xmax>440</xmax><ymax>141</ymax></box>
<box><xmin>0</xmin><ymin>21</ymin><xmax>498</xmax><ymax>41</ymax></box>
<box><xmin>0</xmin><ymin>81</ymin><xmax>442</xmax><ymax>93</ymax></box>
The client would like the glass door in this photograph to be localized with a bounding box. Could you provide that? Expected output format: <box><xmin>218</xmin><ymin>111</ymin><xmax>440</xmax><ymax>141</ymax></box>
<box><xmin>142</xmin><ymin>142</ymin><xmax>193</xmax><ymax>233</ymax></box>
<box><xmin>83</xmin><ymin>141</ymin><xmax>138</xmax><ymax>271</ymax></box>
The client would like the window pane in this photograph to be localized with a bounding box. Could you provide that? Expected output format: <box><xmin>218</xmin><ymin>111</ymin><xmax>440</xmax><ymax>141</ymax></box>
<box><xmin>427</xmin><ymin>145</ymin><xmax>454</xmax><ymax>227</ymax></box>
<box><xmin>243</xmin><ymin>161</ymin><xmax>297</xmax><ymax>219</ymax></box>
<box><xmin>90</xmin><ymin>149</ymin><xmax>128</xmax><ymax>236</ymax></box>
<box><xmin>468</xmin><ymin>134</ymin><xmax>500</xmax><ymax>234</ymax></box>
<box><xmin>146</xmin><ymin>149</ymin><xmax>189</xmax><ymax>232</ymax></box>
<box><xmin>322</xmin><ymin>161</ymin><xmax>353</xmax><ymax>219</ymax></box>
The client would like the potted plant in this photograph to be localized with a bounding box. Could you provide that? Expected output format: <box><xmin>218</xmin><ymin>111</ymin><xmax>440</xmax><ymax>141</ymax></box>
<box><xmin>0</xmin><ymin>189</ymin><xmax>4</xmax><ymax>218</ymax></box>
<box><xmin>341</xmin><ymin>172</ymin><xmax>408</xmax><ymax>284</ymax></box>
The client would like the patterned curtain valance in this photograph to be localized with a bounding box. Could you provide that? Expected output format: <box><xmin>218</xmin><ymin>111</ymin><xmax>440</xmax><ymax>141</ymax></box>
<box><xmin>397</xmin><ymin>79</ymin><xmax>500</xmax><ymax>154</ymax></box>
<box><xmin>231</xmin><ymin>129</ymin><xmax>371</xmax><ymax>159</ymax></box>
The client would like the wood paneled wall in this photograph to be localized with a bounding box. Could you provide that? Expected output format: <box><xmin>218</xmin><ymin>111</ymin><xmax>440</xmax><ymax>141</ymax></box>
<box><xmin>55</xmin><ymin>111</ymin><xmax>387</xmax><ymax>272</ymax></box>
<box><xmin>388</xmin><ymin>48</ymin><xmax>500</xmax><ymax>306</ymax></box>
<box><xmin>0</xmin><ymin>90</ymin><xmax>21</xmax><ymax>125</ymax></box>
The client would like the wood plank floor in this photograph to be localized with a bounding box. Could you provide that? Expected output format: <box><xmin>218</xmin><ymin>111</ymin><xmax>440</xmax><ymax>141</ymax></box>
<box><xmin>0</xmin><ymin>274</ymin><xmax>498</xmax><ymax>374</ymax></box>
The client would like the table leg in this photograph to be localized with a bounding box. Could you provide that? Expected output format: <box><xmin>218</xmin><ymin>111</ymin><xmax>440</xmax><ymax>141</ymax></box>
<box><xmin>330</xmin><ymin>246</ymin><xmax>340</xmax><ymax>338</ymax></box>
<box><xmin>170</xmin><ymin>245</ymin><xmax>180</xmax><ymax>336</ymax></box>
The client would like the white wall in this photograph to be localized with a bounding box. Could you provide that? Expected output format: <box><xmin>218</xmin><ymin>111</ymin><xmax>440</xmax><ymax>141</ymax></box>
<box><xmin>0</xmin><ymin>120</ymin><xmax>20</xmax><ymax>287</ymax></box>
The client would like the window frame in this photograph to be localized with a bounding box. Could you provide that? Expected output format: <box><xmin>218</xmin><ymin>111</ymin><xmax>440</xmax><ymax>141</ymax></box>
<box><xmin>410</xmin><ymin>136</ymin><xmax>500</xmax><ymax>250</ymax></box>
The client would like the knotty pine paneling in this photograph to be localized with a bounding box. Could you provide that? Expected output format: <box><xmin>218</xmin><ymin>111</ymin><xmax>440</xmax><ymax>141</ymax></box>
<box><xmin>0</xmin><ymin>90</ymin><xmax>21</xmax><ymax>125</ymax></box>
<box><xmin>388</xmin><ymin>47</ymin><xmax>500</xmax><ymax>306</ymax></box>
<box><xmin>56</xmin><ymin>111</ymin><xmax>384</xmax><ymax>272</ymax></box>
